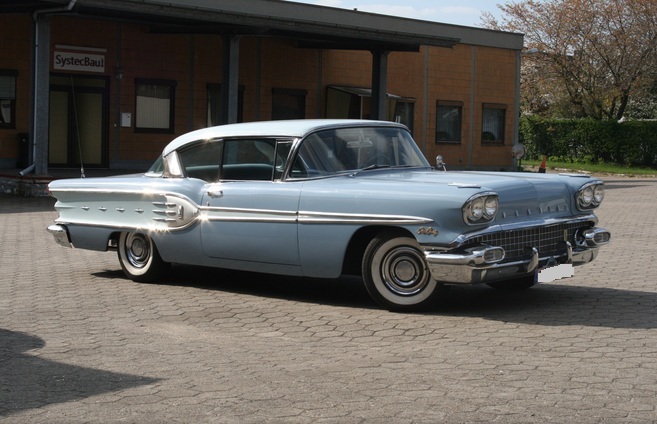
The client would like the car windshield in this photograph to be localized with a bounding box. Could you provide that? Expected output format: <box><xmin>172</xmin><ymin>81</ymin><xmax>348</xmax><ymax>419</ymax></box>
<box><xmin>290</xmin><ymin>126</ymin><xmax>429</xmax><ymax>178</ymax></box>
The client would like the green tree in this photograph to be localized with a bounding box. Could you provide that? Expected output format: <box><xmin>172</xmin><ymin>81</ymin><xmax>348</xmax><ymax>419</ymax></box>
<box><xmin>482</xmin><ymin>0</ymin><xmax>657</xmax><ymax>120</ymax></box>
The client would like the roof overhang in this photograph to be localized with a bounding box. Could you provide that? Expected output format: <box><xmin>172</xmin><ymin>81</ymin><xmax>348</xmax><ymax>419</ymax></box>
<box><xmin>0</xmin><ymin>0</ymin><xmax>524</xmax><ymax>52</ymax></box>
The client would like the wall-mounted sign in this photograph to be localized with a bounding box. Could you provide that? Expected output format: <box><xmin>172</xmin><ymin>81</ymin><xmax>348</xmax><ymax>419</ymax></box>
<box><xmin>53</xmin><ymin>51</ymin><xmax>105</xmax><ymax>73</ymax></box>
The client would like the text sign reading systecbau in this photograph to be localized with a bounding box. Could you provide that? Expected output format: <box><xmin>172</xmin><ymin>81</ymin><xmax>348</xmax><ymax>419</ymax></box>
<box><xmin>54</xmin><ymin>51</ymin><xmax>105</xmax><ymax>73</ymax></box>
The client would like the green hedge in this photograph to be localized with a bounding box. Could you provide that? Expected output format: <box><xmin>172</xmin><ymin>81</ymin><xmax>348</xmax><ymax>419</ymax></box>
<box><xmin>519</xmin><ymin>117</ymin><xmax>657</xmax><ymax>167</ymax></box>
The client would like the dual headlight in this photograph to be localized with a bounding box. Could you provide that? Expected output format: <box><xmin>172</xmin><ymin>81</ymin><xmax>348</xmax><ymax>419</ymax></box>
<box><xmin>576</xmin><ymin>182</ymin><xmax>605</xmax><ymax>210</ymax></box>
<box><xmin>463</xmin><ymin>192</ymin><xmax>499</xmax><ymax>225</ymax></box>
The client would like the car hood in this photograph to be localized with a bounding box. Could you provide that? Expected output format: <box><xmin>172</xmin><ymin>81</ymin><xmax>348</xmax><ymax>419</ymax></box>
<box><xmin>352</xmin><ymin>169</ymin><xmax>599</xmax><ymax>223</ymax></box>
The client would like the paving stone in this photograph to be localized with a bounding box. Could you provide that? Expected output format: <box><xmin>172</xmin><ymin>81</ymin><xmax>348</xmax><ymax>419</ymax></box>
<box><xmin>1</xmin><ymin>177</ymin><xmax>657</xmax><ymax>423</ymax></box>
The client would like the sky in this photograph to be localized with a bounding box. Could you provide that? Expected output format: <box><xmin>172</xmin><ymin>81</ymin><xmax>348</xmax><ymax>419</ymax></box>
<box><xmin>284</xmin><ymin>0</ymin><xmax>505</xmax><ymax>27</ymax></box>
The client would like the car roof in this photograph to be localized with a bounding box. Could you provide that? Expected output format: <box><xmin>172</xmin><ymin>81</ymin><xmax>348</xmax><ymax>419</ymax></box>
<box><xmin>162</xmin><ymin>119</ymin><xmax>408</xmax><ymax>155</ymax></box>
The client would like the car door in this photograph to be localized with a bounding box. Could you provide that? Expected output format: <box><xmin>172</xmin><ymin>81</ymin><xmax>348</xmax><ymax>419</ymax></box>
<box><xmin>198</xmin><ymin>138</ymin><xmax>302</xmax><ymax>265</ymax></box>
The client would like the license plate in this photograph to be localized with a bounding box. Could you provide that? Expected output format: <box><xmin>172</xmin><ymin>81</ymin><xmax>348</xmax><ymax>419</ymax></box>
<box><xmin>537</xmin><ymin>263</ymin><xmax>574</xmax><ymax>284</ymax></box>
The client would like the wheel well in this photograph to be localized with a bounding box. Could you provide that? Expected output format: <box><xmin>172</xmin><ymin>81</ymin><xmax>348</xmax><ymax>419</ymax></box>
<box><xmin>108</xmin><ymin>231</ymin><xmax>121</xmax><ymax>250</ymax></box>
<box><xmin>341</xmin><ymin>226</ymin><xmax>414</xmax><ymax>276</ymax></box>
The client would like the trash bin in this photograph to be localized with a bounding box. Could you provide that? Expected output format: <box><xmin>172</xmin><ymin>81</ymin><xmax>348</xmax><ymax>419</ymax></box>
<box><xmin>17</xmin><ymin>132</ymin><xmax>29</xmax><ymax>169</ymax></box>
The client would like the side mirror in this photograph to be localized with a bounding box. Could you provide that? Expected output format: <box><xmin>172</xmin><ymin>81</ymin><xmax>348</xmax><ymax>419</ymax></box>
<box><xmin>436</xmin><ymin>155</ymin><xmax>447</xmax><ymax>171</ymax></box>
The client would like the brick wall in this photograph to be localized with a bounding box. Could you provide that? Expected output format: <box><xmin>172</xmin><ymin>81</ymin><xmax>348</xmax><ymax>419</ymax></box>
<box><xmin>0</xmin><ymin>14</ymin><xmax>518</xmax><ymax>170</ymax></box>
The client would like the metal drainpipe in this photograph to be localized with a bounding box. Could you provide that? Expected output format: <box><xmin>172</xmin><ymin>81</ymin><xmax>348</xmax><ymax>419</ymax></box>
<box><xmin>20</xmin><ymin>0</ymin><xmax>78</xmax><ymax>176</ymax></box>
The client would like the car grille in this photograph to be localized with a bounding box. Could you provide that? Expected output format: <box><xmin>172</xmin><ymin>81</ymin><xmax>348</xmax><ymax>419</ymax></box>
<box><xmin>462</xmin><ymin>222</ymin><xmax>591</xmax><ymax>262</ymax></box>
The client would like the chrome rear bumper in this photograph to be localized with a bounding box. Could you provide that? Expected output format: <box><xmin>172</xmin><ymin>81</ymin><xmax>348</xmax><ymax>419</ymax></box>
<box><xmin>47</xmin><ymin>224</ymin><xmax>72</xmax><ymax>248</ymax></box>
<box><xmin>425</xmin><ymin>227</ymin><xmax>610</xmax><ymax>285</ymax></box>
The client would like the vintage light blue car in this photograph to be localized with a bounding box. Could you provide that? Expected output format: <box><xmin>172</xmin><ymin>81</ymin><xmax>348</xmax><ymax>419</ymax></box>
<box><xmin>48</xmin><ymin>119</ymin><xmax>610</xmax><ymax>311</ymax></box>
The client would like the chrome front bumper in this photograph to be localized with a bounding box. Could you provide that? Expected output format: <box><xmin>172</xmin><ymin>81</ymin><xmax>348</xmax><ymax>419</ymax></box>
<box><xmin>47</xmin><ymin>224</ymin><xmax>72</xmax><ymax>248</ymax></box>
<box><xmin>425</xmin><ymin>227</ymin><xmax>610</xmax><ymax>285</ymax></box>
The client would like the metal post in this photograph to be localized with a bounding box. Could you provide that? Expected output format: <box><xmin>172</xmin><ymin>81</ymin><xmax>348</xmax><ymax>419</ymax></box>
<box><xmin>370</xmin><ymin>50</ymin><xmax>389</xmax><ymax>120</ymax></box>
<box><xmin>220</xmin><ymin>35</ymin><xmax>240</xmax><ymax>125</ymax></box>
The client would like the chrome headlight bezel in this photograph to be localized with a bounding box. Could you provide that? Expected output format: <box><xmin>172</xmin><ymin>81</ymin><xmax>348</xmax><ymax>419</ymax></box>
<box><xmin>576</xmin><ymin>181</ymin><xmax>605</xmax><ymax>211</ymax></box>
<box><xmin>463</xmin><ymin>192</ymin><xmax>499</xmax><ymax>225</ymax></box>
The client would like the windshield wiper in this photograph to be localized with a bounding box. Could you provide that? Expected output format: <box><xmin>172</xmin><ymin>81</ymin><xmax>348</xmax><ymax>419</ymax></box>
<box><xmin>350</xmin><ymin>163</ymin><xmax>402</xmax><ymax>177</ymax></box>
<box><xmin>360</xmin><ymin>164</ymin><xmax>391</xmax><ymax>171</ymax></box>
<box><xmin>351</xmin><ymin>164</ymin><xmax>419</xmax><ymax>176</ymax></box>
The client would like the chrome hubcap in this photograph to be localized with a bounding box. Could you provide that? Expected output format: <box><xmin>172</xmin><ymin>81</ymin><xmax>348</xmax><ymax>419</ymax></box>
<box><xmin>381</xmin><ymin>246</ymin><xmax>429</xmax><ymax>296</ymax></box>
<box><xmin>125</xmin><ymin>233</ymin><xmax>151</xmax><ymax>268</ymax></box>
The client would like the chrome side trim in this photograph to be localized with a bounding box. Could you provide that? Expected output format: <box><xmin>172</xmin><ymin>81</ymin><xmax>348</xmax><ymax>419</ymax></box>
<box><xmin>200</xmin><ymin>206</ymin><xmax>297</xmax><ymax>223</ymax></box>
<box><xmin>49</xmin><ymin>187</ymin><xmax>169</xmax><ymax>195</ymax></box>
<box><xmin>298</xmin><ymin>211</ymin><xmax>433</xmax><ymax>225</ymax></box>
<box><xmin>53</xmin><ymin>187</ymin><xmax>433</xmax><ymax>226</ymax></box>
<box><xmin>52</xmin><ymin>219</ymin><xmax>198</xmax><ymax>233</ymax></box>
<box><xmin>199</xmin><ymin>207</ymin><xmax>433</xmax><ymax>225</ymax></box>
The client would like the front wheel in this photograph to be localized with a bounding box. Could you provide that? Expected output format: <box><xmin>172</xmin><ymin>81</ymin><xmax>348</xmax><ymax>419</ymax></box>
<box><xmin>117</xmin><ymin>232</ymin><xmax>169</xmax><ymax>282</ymax></box>
<box><xmin>362</xmin><ymin>232</ymin><xmax>443</xmax><ymax>311</ymax></box>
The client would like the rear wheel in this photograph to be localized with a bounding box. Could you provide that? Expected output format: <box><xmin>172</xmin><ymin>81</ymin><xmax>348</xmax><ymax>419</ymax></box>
<box><xmin>117</xmin><ymin>232</ymin><xmax>169</xmax><ymax>282</ymax></box>
<box><xmin>362</xmin><ymin>231</ymin><xmax>442</xmax><ymax>311</ymax></box>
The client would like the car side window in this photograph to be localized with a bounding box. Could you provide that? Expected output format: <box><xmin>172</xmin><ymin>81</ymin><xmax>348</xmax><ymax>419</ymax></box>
<box><xmin>177</xmin><ymin>140</ymin><xmax>223</xmax><ymax>182</ymax></box>
<box><xmin>292</xmin><ymin>132</ymin><xmax>354</xmax><ymax>177</ymax></box>
<box><xmin>220</xmin><ymin>139</ymin><xmax>276</xmax><ymax>181</ymax></box>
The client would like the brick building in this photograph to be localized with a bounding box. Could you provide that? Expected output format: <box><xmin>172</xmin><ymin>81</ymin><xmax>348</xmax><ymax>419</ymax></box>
<box><xmin>0</xmin><ymin>0</ymin><xmax>524</xmax><ymax>175</ymax></box>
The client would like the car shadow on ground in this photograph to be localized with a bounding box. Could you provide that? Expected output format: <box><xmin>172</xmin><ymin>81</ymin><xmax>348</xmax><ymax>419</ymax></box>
<box><xmin>95</xmin><ymin>264</ymin><xmax>378</xmax><ymax>310</ymax></box>
<box><xmin>95</xmin><ymin>264</ymin><xmax>657</xmax><ymax>329</ymax></box>
<box><xmin>0</xmin><ymin>329</ymin><xmax>160</xmax><ymax>418</ymax></box>
<box><xmin>438</xmin><ymin>283</ymin><xmax>657</xmax><ymax>329</ymax></box>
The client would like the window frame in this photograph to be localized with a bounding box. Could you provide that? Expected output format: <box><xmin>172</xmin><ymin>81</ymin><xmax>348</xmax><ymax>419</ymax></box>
<box><xmin>0</xmin><ymin>70</ymin><xmax>17</xmax><ymax>129</ymax></box>
<box><xmin>206</xmin><ymin>83</ymin><xmax>245</xmax><ymax>126</ymax></box>
<box><xmin>435</xmin><ymin>100</ymin><xmax>463</xmax><ymax>144</ymax></box>
<box><xmin>393</xmin><ymin>99</ymin><xmax>415</xmax><ymax>134</ymax></box>
<box><xmin>481</xmin><ymin>103</ymin><xmax>507</xmax><ymax>145</ymax></box>
<box><xmin>272</xmin><ymin>87</ymin><xmax>307</xmax><ymax>120</ymax></box>
<box><xmin>134</xmin><ymin>78</ymin><xmax>176</xmax><ymax>133</ymax></box>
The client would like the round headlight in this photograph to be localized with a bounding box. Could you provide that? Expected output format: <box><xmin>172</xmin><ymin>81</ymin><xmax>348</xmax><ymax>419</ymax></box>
<box><xmin>484</xmin><ymin>196</ymin><xmax>498</xmax><ymax>218</ymax></box>
<box><xmin>463</xmin><ymin>192</ymin><xmax>499</xmax><ymax>225</ymax></box>
<box><xmin>593</xmin><ymin>184</ymin><xmax>604</xmax><ymax>204</ymax></box>
<box><xmin>470</xmin><ymin>197</ymin><xmax>484</xmax><ymax>221</ymax></box>
<box><xmin>579</xmin><ymin>186</ymin><xmax>594</xmax><ymax>207</ymax></box>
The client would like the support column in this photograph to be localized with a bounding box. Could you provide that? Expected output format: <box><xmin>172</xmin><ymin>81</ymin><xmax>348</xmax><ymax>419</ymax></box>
<box><xmin>220</xmin><ymin>35</ymin><xmax>240</xmax><ymax>125</ymax></box>
<box><xmin>32</xmin><ymin>14</ymin><xmax>51</xmax><ymax>175</ymax></box>
<box><xmin>370</xmin><ymin>50</ymin><xmax>389</xmax><ymax>120</ymax></box>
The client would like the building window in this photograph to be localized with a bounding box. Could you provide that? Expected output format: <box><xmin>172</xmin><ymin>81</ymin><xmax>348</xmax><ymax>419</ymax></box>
<box><xmin>393</xmin><ymin>100</ymin><xmax>415</xmax><ymax>134</ymax></box>
<box><xmin>482</xmin><ymin>103</ymin><xmax>506</xmax><ymax>144</ymax></box>
<box><xmin>135</xmin><ymin>79</ymin><xmax>176</xmax><ymax>133</ymax></box>
<box><xmin>272</xmin><ymin>88</ymin><xmax>307</xmax><ymax>120</ymax></box>
<box><xmin>0</xmin><ymin>70</ymin><xmax>17</xmax><ymax>129</ymax></box>
<box><xmin>207</xmin><ymin>83</ymin><xmax>244</xmax><ymax>126</ymax></box>
<box><xmin>436</xmin><ymin>100</ymin><xmax>462</xmax><ymax>143</ymax></box>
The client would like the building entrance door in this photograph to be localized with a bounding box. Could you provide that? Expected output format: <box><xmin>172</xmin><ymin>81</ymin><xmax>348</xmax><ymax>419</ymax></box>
<box><xmin>48</xmin><ymin>75</ymin><xmax>108</xmax><ymax>168</ymax></box>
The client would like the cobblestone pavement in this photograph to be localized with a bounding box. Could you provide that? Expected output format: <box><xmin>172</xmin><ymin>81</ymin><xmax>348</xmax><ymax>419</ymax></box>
<box><xmin>1</xmin><ymin>177</ymin><xmax>657</xmax><ymax>424</ymax></box>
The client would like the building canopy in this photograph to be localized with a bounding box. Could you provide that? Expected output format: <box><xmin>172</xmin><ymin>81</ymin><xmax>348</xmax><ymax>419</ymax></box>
<box><xmin>0</xmin><ymin>0</ymin><xmax>523</xmax><ymax>52</ymax></box>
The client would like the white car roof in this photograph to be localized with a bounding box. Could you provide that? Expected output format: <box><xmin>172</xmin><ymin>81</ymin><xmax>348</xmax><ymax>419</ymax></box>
<box><xmin>162</xmin><ymin>119</ymin><xmax>407</xmax><ymax>156</ymax></box>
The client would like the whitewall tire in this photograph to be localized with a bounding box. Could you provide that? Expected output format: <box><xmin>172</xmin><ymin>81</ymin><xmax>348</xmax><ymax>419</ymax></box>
<box><xmin>117</xmin><ymin>232</ymin><xmax>169</xmax><ymax>282</ymax></box>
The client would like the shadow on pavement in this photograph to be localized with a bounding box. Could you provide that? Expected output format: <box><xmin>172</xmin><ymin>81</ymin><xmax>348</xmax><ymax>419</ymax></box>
<box><xmin>95</xmin><ymin>264</ymin><xmax>657</xmax><ymax>329</ymax></box>
<box><xmin>0</xmin><ymin>329</ymin><xmax>160</xmax><ymax>417</ymax></box>
<box><xmin>95</xmin><ymin>265</ymin><xmax>378</xmax><ymax>310</ymax></box>
<box><xmin>435</xmin><ymin>282</ymin><xmax>657</xmax><ymax>329</ymax></box>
